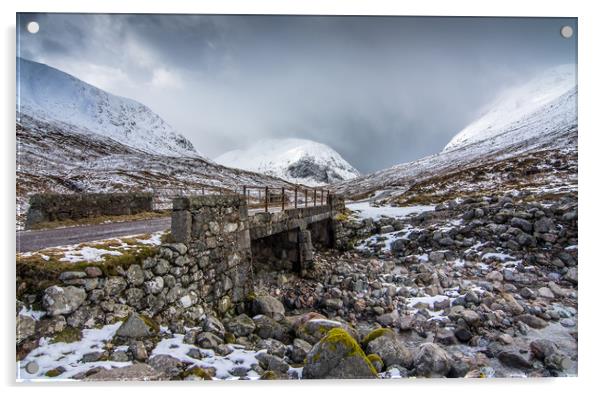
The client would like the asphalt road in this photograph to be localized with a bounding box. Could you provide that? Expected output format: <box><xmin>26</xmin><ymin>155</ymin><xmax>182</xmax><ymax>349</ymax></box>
<box><xmin>16</xmin><ymin>217</ymin><xmax>172</xmax><ymax>253</ymax></box>
<box><xmin>15</xmin><ymin>205</ymin><xmax>324</xmax><ymax>253</ymax></box>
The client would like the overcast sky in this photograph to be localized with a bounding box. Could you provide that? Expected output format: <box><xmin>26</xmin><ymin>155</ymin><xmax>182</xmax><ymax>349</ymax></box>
<box><xmin>17</xmin><ymin>14</ymin><xmax>576</xmax><ymax>173</ymax></box>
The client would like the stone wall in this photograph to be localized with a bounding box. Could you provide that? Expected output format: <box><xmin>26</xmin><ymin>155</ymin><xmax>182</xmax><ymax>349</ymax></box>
<box><xmin>25</xmin><ymin>192</ymin><xmax>154</xmax><ymax>228</ymax></box>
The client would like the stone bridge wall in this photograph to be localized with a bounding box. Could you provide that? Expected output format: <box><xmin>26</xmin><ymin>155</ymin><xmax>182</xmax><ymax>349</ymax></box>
<box><xmin>25</xmin><ymin>192</ymin><xmax>154</xmax><ymax>228</ymax></box>
<box><xmin>34</xmin><ymin>194</ymin><xmax>345</xmax><ymax>332</ymax></box>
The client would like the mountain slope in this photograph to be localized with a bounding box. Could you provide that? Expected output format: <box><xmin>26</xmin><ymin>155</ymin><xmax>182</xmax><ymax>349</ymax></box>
<box><xmin>444</xmin><ymin>64</ymin><xmax>576</xmax><ymax>152</ymax></box>
<box><xmin>16</xmin><ymin>57</ymin><xmax>198</xmax><ymax>157</ymax></box>
<box><xmin>214</xmin><ymin>138</ymin><xmax>360</xmax><ymax>186</ymax></box>
<box><xmin>334</xmin><ymin>64</ymin><xmax>577</xmax><ymax>200</ymax></box>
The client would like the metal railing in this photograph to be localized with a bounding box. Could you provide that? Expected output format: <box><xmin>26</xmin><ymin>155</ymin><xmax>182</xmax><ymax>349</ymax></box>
<box><xmin>149</xmin><ymin>185</ymin><xmax>330</xmax><ymax>213</ymax></box>
<box><xmin>241</xmin><ymin>185</ymin><xmax>330</xmax><ymax>212</ymax></box>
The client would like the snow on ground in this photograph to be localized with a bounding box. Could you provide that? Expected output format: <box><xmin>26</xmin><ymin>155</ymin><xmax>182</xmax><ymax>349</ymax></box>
<box><xmin>60</xmin><ymin>246</ymin><xmax>123</xmax><ymax>263</ymax></box>
<box><xmin>18</xmin><ymin>231</ymin><xmax>166</xmax><ymax>264</ymax></box>
<box><xmin>18</xmin><ymin>322</ymin><xmax>302</xmax><ymax>381</ymax></box>
<box><xmin>19</xmin><ymin>306</ymin><xmax>46</xmax><ymax>321</ymax></box>
<box><xmin>481</xmin><ymin>252</ymin><xmax>516</xmax><ymax>262</ymax></box>
<box><xmin>151</xmin><ymin>333</ymin><xmax>264</xmax><ymax>380</ymax></box>
<box><xmin>347</xmin><ymin>201</ymin><xmax>436</xmax><ymax>220</ymax></box>
<box><xmin>357</xmin><ymin>231</ymin><xmax>400</xmax><ymax>253</ymax></box>
<box><xmin>17</xmin><ymin>323</ymin><xmax>129</xmax><ymax>381</ymax></box>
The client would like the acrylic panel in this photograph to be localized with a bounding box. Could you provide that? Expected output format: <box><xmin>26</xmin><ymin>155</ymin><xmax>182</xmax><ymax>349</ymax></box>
<box><xmin>16</xmin><ymin>14</ymin><xmax>577</xmax><ymax>381</ymax></box>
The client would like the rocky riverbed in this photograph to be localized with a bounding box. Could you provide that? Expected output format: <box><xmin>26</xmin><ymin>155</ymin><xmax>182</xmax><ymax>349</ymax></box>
<box><xmin>16</xmin><ymin>190</ymin><xmax>577</xmax><ymax>380</ymax></box>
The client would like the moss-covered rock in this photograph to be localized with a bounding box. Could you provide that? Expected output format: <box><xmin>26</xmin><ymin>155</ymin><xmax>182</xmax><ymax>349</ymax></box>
<box><xmin>367</xmin><ymin>354</ymin><xmax>384</xmax><ymax>373</ymax></box>
<box><xmin>51</xmin><ymin>327</ymin><xmax>83</xmax><ymax>344</ymax></box>
<box><xmin>361</xmin><ymin>327</ymin><xmax>394</xmax><ymax>347</ymax></box>
<box><xmin>296</xmin><ymin>317</ymin><xmax>359</xmax><ymax>345</ymax></box>
<box><xmin>181</xmin><ymin>366</ymin><xmax>215</xmax><ymax>380</ymax></box>
<box><xmin>303</xmin><ymin>328</ymin><xmax>377</xmax><ymax>379</ymax></box>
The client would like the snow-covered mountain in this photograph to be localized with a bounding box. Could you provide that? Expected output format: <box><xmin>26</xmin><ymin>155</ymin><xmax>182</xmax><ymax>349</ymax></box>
<box><xmin>16</xmin><ymin>57</ymin><xmax>198</xmax><ymax>157</ymax></box>
<box><xmin>444</xmin><ymin>64</ymin><xmax>576</xmax><ymax>152</ymax></box>
<box><xmin>335</xmin><ymin>64</ymin><xmax>577</xmax><ymax>199</ymax></box>
<box><xmin>214</xmin><ymin>138</ymin><xmax>360</xmax><ymax>186</ymax></box>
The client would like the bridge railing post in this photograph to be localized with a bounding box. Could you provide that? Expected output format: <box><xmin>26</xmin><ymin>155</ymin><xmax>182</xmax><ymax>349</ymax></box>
<box><xmin>281</xmin><ymin>187</ymin><xmax>285</xmax><ymax>211</ymax></box>
<box><xmin>294</xmin><ymin>187</ymin><xmax>298</xmax><ymax>209</ymax></box>
<box><xmin>305</xmin><ymin>189</ymin><xmax>308</xmax><ymax>207</ymax></box>
<box><xmin>265</xmin><ymin>186</ymin><xmax>269</xmax><ymax>212</ymax></box>
<box><xmin>313</xmin><ymin>189</ymin><xmax>317</xmax><ymax>207</ymax></box>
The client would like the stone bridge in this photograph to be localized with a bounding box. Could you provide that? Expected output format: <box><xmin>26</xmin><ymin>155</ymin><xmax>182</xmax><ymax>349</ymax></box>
<box><xmin>170</xmin><ymin>193</ymin><xmax>345</xmax><ymax>307</ymax></box>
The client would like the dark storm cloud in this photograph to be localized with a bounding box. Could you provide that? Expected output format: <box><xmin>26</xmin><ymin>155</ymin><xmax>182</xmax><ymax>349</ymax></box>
<box><xmin>17</xmin><ymin>14</ymin><xmax>577</xmax><ymax>173</ymax></box>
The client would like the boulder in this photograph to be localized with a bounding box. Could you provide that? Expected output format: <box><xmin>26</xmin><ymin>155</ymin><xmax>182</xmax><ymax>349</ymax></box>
<box><xmin>303</xmin><ymin>328</ymin><xmax>377</xmax><ymax>379</ymax></box>
<box><xmin>250</xmin><ymin>294</ymin><xmax>286</xmax><ymax>321</ymax></box>
<box><xmin>296</xmin><ymin>318</ymin><xmax>357</xmax><ymax>344</ymax></box>
<box><xmin>289</xmin><ymin>338</ymin><xmax>312</xmax><ymax>364</ymax></box>
<box><xmin>84</xmin><ymin>364</ymin><xmax>165</xmax><ymax>381</ymax></box>
<box><xmin>114</xmin><ymin>313</ymin><xmax>159</xmax><ymax>339</ymax></box>
<box><xmin>515</xmin><ymin>314</ymin><xmax>548</xmax><ymax>329</ymax></box>
<box><xmin>413</xmin><ymin>342</ymin><xmax>452</xmax><ymax>378</ymax></box>
<box><xmin>43</xmin><ymin>285</ymin><xmax>86</xmax><ymax>316</ymax></box>
<box><xmin>226</xmin><ymin>314</ymin><xmax>256</xmax><ymax>337</ymax></box>
<box><xmin>148</xmin><ymin>355</ymin><xmax>186</xmax><ymax>378</ymax></box>
<box><xmin>253</xmin><ymin>315</ymin><xmax>291</xmax><ymax>342</ymax></box>
<box><xmin>256</xmin><ymin>352</ymin><xmax>290</xmax><ymax>374</ymax></box>
<box><xmin>364</xmin><ymin>330</ymin><xmax>412</xmax><ymax>368</ymax></box>
<box><xmin>497</xmin><ymin>350</ymin><xmax>532</xmax><ymax>369</ymax></box>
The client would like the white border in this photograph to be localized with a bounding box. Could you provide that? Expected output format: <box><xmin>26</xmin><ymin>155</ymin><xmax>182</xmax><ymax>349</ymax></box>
<box><xmin>2</xmin><ymin>1</ymin><xmax>600</xmax><ymax>395</ymax></box>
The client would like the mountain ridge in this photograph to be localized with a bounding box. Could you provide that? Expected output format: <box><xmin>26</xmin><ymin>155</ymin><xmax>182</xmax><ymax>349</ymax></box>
<box><xmin>17</xmin><ymin>57</ymin><xmax>199</xmax><ymax>157</ymax></box>
<box><xmin>215</xmin><ymin>138</ymin><xmax>360</xmax><ymax>186</ymax></box>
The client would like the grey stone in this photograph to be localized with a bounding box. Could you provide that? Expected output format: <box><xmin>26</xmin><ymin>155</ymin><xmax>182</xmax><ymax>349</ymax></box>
<box><xmin>85</xmin><ymin>364</ymin><xmax>165</xmax><ymax>381</ymax></box>
<box><xmin>196</xmin><ymin>332</ymin><xmax>224</xmax><ymax>349</ymax></box>
<box><xmin>43</xmin><ymin>285</ymin><xmax>86</xmax><ymax>316</ymax></box>
<box><xmin>59</xmin><ymin>271</ymin><xmax>87</xmax><ymax>281</ymax></box>
<box><xmin>564</xmin><ymin>267</ymin><xmax>578</xmax><ymax>284</ymax></box>
<box><xmin>126</xmin><ymin>265</ymin><xmax>145</xmax><ymax>286</ymax></box>
<box><xmin>104</xmin><ymin>277</ymin><xmax>127</xmax><ymax>296</ymax></box>
<box><xmin>251</xmin><ymin>295</ymin><xmax>286</xmax><ymax>321</ymax></box>
<box><xmin>148</xmin><ymin>355</ymin><xmax>185</xmax><ymax>378</ymax></box>
<box><xmin>510</xmin><ymin>217</ymin><xmax>533</xmax><ymax>233</ymax></box>
<box><xmin>530</xmin><ymin>339</ymin><xmax>558</xmax><ymax>361</ymax></box>
<box><xmin>516</xmin><ymin>314</ymin><xmax>548</xmax><ymax>329</ymax></box>
<box><xmin>257</xmin><ymin>338</ymin><xmax>287</xmax><ymax>358</ymax></box>
<box><xmin>144</xmin><ymin>277</ymin><xmax>164</xmax><ymax>295</ymax></box>
<box><xmin>129</xmin><ymin>341</ymin><xmax>148</xmax><ymax>362</ymax></box>
<box><xmin>289</xmin><ymin>338</ymin><xmax>312</xmax><ymax>363</ymax></box>
<box><xmin>226</xmin><ymin>314</ymin><xmax>256</xmax><ymax>337</ymax></box>
<box><xmin>114</xmin><ymin>313</ymin><xmax>158</xmax><ymax>339</ymax></box>
<box><xmin>85</xmin><ymin>266</ymin><xmax>103</xmax><ymax>278</ymax></box>
<box><xmin>253</xmin><ymin>315</ymin><xmax>290</xmax><ymax>342</ymax></box>
<box><xmin>498</xmin><ymin>351</ymin><xmax>532</xmax><ymax>369</ymax></box>
<box><xmin>538</xmin><ymin>287</ymin><xmax>555</xmax><ymax>299</ymax></box>
<box><xmin>256</xmin><ymin>352</ymin><xmax>290</xmax><ymax>373</ymax></box>
<box><xmin>365</xmin><ymin>331</ymin><xmax>412</xmax><ymax>368</ymax></box>
<box><xmin>25</xmin><ymin>361</ymin><xmax>39</xmax><ymax>374</ymax></box>
<box><xmin>413</xmin><ymin>343</ymin><xmax>452</xmax><ymax>378</ymax></box>
<box><xmin>17</xmin><ymin>314</ymin><xmax>36</xmax><ymax>344</ymax></box>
